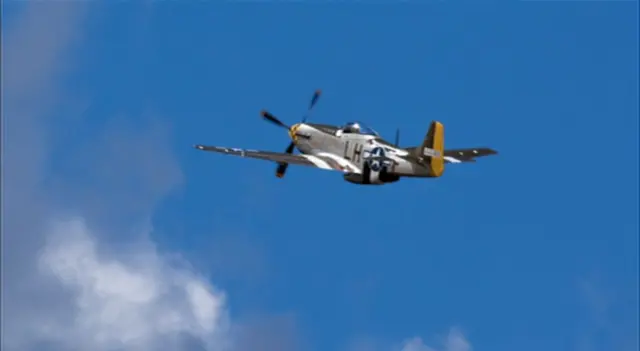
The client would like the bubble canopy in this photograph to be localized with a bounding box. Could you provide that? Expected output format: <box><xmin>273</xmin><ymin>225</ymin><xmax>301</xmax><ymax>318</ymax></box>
<box><xmin>341</xmin><ymin>121</ymin><xmax>379</xmax><ymax>136</ymax></box>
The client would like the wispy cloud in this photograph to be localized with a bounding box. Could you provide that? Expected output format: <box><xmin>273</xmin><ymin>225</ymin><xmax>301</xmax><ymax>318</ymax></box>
<box><xmin>399</xmin><ymin>328</ymin><xmax>471</xmax><ymax>351</ymax></box>
<box><xmin>576</xmin><ymin>274</ymin><xmax>639</xmax><ymax>351</ymax></box>
<box><xmin>2</xmin><ymin>3</ymin><xmax>229</xmax><ymax>350</ymax></box>
<box><xmin>345</xmin><ymin>328</ymin><xmax>472</xmax><ymax>351</ymax></box>
<box><xmin>3</xmin><ymin>3</ymin><xmax>89</xmax><ymax>347</ymax></box>
<box><xmin>232</xmin><ymin>313</ymin><xmax>304</xmax><ymax>351</ymax></box>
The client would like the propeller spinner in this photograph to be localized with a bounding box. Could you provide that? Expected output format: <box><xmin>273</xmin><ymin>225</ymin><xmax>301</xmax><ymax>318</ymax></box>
<box><xmin>260</xmin><ymin>90</ymin><xmax>321</xmax><ymax>178</ymax></box>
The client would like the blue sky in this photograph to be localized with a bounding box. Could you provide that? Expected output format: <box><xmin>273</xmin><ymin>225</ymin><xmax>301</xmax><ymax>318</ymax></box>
<box><xmin>3</xmin><ymin>2</ymin><xmax>638</xmax><ymax>351</ymax></box>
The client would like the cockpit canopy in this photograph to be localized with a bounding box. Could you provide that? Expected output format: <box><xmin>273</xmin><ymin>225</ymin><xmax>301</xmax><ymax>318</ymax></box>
<box><xmin>341</xmin><ymin>121</ymin><xmax>379</xmax><ymax>136</ymax></box>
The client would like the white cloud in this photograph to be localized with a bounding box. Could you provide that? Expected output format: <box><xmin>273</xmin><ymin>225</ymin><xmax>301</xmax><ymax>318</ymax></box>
<box><xmin>33</xmin><ymin>217</ymin><xmax>229</xmax><ymax>351</ymax></box>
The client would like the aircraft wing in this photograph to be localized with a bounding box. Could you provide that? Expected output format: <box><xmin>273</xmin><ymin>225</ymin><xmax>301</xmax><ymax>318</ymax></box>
<box><xmin>194</xmin><ymin>145</ymin><xmax>361</xmax><ymax>174</ymax></box>
<box><xmin>443</xmin><ymin>148</ymin><xmax>498</xmax><ymax>163</ymax></box>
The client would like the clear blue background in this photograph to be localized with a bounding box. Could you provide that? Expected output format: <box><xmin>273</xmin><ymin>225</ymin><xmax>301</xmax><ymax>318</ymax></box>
<box><xmin>7</xmin><ymin>2</ymin><xmax>638</xmax><ymax>351</ymax></box>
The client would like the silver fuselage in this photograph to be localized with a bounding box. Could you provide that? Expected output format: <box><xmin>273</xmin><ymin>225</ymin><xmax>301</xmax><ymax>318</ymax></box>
<box><xmin>290</xmin><ymin>123</ymin><xmax>431</xmax><ymax>180</ymax></box>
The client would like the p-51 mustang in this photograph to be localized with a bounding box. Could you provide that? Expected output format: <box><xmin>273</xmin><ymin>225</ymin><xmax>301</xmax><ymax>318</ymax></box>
<box><xmin>194</xmin><ymin>90</ymin><xmax>497</xmax><ymax>185</ymax></box>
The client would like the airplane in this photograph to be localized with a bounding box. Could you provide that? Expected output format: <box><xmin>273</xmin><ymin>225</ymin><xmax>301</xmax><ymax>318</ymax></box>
<box><xmin>194</xmin><ymin>90</ymin><xmax>498</xmax><ymax>185</ymax></box>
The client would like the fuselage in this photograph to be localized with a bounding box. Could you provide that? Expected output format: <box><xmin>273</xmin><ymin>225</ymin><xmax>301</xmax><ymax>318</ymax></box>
<box><xmin>288</xmin><ymin>122</ymin><xmax>432</xmax><ymax>184</ymax></box>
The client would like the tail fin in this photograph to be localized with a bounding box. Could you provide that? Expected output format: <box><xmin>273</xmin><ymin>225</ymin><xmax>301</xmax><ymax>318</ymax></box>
<box><xmin>413</xmin><ymin>121</ymin><xmax>445</xmax><ymax>177</ymax></box>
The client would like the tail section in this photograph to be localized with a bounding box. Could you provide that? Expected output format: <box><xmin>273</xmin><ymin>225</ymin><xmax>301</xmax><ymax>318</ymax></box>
<box><xmin>414</xmin><ymin>121</ymin><xmax>445</xmax><ymax>177</ymax></box>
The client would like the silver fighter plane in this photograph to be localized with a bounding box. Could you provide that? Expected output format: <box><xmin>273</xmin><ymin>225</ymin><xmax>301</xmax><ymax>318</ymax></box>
<box><xmin>194</xmin><ymin>90</ymin><xmax>498</xmax><ymax>185</ymax></box>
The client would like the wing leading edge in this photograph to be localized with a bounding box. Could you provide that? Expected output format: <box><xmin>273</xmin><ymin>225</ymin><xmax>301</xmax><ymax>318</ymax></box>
<box><xmin>194</xmin><ymin>145</ymin><xmax>361</xmax><ymax>174</ymax></box>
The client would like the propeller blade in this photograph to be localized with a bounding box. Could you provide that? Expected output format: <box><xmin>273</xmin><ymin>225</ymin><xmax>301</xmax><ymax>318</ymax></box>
<box><xmin>395</xmin><ymin>128</ymin><xmax>400</xmax><ymax>147</ymax></box>
<box><xmin>266</xmin><ymin>90</ymin><xmax>321</xmax><ymax>178</ymax></box>
<box><xmin>275</xmin><ymin>163</ymin><xmax>289</xmax><ymax>178</ymax></box>
<box><xmin>302</xmin><ymin>89</ymin><xmax>321</xmax><ymax>122</ymax></box>
<box><xmin>285</xmin><ymin>141</ymin><xmax>295</xmax><ymax>154</ymax></box>
<box><xmin>309</xmin><ymin>89</ymin><xmax>321</xmax><ymax>110</ymax></box>
<box><xmin>261</xmin><ymin>110</ymin><xmax>289</xmax><ymax>129</ymax></box>
<box><xmin>275</xmin><ymin>142</ymin><xmax>296</xmax><ymax>178</ymax></box>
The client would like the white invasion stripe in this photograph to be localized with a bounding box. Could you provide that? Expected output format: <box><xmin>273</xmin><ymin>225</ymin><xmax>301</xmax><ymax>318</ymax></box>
<box><xmin>423</xmin><ymin>147</ymin><xmax>442</xmax><ymax>157</ymax></box>
<box><xmin>315</xmin><ymin>152</ymin><xmax>362</xmax><ymax>174</ymax></box>
<box><xmin>309</xmin><ymin>153</ymin><xmax>344</xmax><ymax>171</ymax></box>
<box><xmin>302</xmin><ymin>155</ymin><xmax>333</xmax><ymax>170</ymax></box>
<box><xmin>392</xmin><ymin>148</ymin><xmax>409</xmax><ymax>156</ymax></box>
<box><xmin>444</xmin><ymin>156</ymin><xmax>461</xmax><ymax>163</ymax></box>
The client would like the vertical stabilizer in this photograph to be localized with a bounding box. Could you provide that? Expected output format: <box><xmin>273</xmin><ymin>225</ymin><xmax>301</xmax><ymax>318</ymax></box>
<box><xmin>413</xmin><ymin>121</ymin><xmax>445</xmax><ymax>177</ymax></box>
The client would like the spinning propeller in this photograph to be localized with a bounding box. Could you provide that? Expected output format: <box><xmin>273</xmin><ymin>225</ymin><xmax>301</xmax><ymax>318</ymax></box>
<box><xmin>260</xmin><ymin>89</ymin><xmax>322</xmax><ymax>178</ymax></box>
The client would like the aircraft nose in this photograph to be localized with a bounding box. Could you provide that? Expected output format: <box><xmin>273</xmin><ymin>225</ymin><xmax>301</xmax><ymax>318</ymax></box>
<box><xmin>289</xmin><ymin>123</ymin><xmax>301</xmax><ymax>140</ymax></box>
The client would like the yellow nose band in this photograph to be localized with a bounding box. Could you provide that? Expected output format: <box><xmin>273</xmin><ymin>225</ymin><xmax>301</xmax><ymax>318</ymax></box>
<box><xmin>289</xmin><ymin>124</ymin><xmax>300</xmax><ymax>141</ymax></box>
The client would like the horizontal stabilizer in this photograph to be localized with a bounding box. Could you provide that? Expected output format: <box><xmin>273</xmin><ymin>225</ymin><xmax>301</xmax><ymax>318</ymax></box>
<box><xmin>443</xmin><ymin>148</ymin><xmax>498</xmax><ymax>163</ymax></box>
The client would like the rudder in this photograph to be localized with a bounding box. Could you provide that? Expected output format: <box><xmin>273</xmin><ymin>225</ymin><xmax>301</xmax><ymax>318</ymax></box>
<box><xmin>415</xmin><ymin>121</ymin><xmax>445</xmax><ymax>177</ymax></box>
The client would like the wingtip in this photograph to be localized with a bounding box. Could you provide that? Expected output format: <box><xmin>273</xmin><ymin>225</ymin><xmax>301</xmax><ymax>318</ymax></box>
<box><xmin>315</xmin><ymin>89</ymin><xmax>322</xmax><ymax>95</ymax></box>
<box><xmin>260</xmin><ymin>109</ymin><xmax>268</xmax><ymax>117</ymax></box>
<box><xmin>193</xmin><ymin>144</ymin><xmax>204</xmax><ymax>150</ymax></box>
